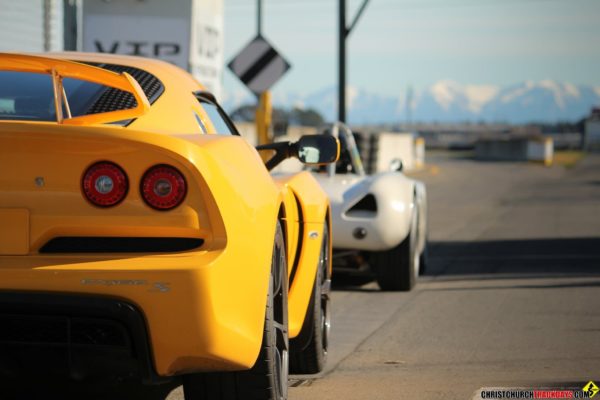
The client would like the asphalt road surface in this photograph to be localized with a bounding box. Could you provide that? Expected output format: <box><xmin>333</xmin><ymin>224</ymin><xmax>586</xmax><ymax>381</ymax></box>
<box><xmin>6</xmin><ymin>152</ymin><xmax>599</xmax><ymax>399</ymax></box>
<box><xmin>287</xmin><ymin>152</ymin><xmax>600</xmax><ymax>400</ymax></box>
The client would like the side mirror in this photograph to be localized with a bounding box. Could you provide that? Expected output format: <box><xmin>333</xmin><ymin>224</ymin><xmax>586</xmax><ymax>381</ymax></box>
<box><xmin>257</xmin><ymin>135</ymin><xmax>340</xmax><ymax>171</ymax></box>
<box><xmin>296</xmin><ymin>135</ymin><xmax>340</xmax><ymax>165</ymax></box>
<box><xmin>389</xmin><ymin>158</ymin><xmax>403</xmax><ymax>172</ymax></box>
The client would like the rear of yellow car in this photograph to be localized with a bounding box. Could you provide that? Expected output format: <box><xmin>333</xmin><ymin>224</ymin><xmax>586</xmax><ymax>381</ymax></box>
<box><xmin>0</xmin><ymin>121</ymin><xmax>286</xmax><ymax>380</ymax></box>
<box><xmin>0</xmin><ymin>52</ymin><xmax>334</xmax><ymax>400</ymax></box>
<box><xmin>0</xmin><ymin>52</ymin><xmax>288</xmax><ymax>381</ymax></box>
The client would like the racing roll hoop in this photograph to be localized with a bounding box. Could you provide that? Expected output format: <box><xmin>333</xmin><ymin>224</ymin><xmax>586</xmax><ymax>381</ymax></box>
<box><xmin>323</xmin><ymin>122</ymin><xmax>366</xmax><ymax>177</ymax></box>
<box><xmin>0</xmin><ymin>53</ymin><xmax>150</xmax><ymax>125</ymax></box>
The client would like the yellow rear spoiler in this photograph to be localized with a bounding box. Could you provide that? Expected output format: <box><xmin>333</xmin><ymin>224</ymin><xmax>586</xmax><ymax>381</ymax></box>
<box><xmin>0</xmin><ymin>53</ymin><xmax>150</xmax><ymax>125</ymax></box>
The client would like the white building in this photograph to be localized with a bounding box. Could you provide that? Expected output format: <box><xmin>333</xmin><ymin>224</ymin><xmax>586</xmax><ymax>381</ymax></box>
<box><xmin>0</xmin><ymin>0</ymin><xmax>223</xmax><ymax>98</ymax></box>
<box><xmin>0</xmin><ymin>0</ymin><xmax>65</xmax><ymax>52</ymax></box>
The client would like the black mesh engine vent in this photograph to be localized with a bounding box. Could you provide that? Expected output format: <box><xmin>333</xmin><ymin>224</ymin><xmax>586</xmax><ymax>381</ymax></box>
<box><xmin>83</xmin><ymin>63</ymin><xmax>164</xmax><ymax>115</ymax></box>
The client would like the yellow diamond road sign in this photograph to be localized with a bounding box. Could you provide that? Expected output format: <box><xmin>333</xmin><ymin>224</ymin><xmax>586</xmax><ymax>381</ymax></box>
<box><xmin>227</xmin><ymin>35</ymin><xmax>291</xmax><ymax>97</ymax></box>
<box><xmin>584</xmin><ymin>381</ymin><xmax>599</xmax><ymax>398</ymax></box>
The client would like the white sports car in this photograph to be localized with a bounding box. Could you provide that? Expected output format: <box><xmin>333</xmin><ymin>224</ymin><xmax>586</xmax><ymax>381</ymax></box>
<box><xmin>311</xmin><ymin>123</ymin><xmax>428</xmax><ymax>291</ymax></box>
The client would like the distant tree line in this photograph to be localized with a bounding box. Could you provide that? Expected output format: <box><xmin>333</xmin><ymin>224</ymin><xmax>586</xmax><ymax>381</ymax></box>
<box><xmin>229</xmin><ymin>104</ymin><xmax>325</xmax><ymax>134</ymax></box>
<box><xmin>534</xmin><ymin>119</ymin><xmax>586</xmax><ymax>134</ymax></box>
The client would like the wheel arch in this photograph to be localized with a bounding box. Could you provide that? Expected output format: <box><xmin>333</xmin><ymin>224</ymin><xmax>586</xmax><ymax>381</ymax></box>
<box><xmin>278</xmin><ymin>172</ymin><xmax>331</xmax><ymax>339</ymax></box>
<box><xmin>365</xmin><ymin>172</ymin><xmax>417</xmax><ymax>249</ymax></box>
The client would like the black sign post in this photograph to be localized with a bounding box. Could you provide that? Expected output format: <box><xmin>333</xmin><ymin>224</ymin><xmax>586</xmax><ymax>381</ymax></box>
<box><xmin>338</xmin><ymin>0</ymin><xmax>370</xmax><ymax>123</ymax></box>
<box><xmin>228</xmin><ymin>1</ymin><xmax>291</xmax><ymax>147</ymax></box>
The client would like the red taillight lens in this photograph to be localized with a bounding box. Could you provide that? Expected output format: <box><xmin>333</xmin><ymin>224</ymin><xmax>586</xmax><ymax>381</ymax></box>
<box><xmin>141</xmin><ymin>165</ymin><xmax>187</xmax><ymax>210</ymax></box>
<box><xmin>82</xmin><ymin>161</ymin><xmax>128</xmax><ymax>207</ymax></box>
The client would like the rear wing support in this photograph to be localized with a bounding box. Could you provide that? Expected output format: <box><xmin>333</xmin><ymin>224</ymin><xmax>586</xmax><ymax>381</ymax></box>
<box><xmin>0</xmin><ymin>53</ymin><xmax>150</xmax><ymax>125</ymax></box>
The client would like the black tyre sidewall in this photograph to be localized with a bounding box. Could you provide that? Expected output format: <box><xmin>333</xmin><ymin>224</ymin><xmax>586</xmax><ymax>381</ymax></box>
<box><xmin>183</xmin><ymin>221</ymin><xmax>289</xmax><ymax>400</ymax></box>
<box><xmin>373</xmin><ymin>210</ymin><xmax>417</xmax><ymax>291</ymax></box>
<box><xmin>290</xmin><ymin>223</ymin><xmax>330</xmax><ymax>374</ymax></box>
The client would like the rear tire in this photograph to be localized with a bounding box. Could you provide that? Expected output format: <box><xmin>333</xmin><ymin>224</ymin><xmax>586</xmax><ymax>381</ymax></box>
<box><xmin>371</xmin><ymin>211</ymin><xmax>418</xmax><ymax>291</ymax></box>
<box><xmin>419</xmin><ymin>241</ymin><xmax>428</xmax><ymax>275</ymax></box>
<box><xmin>183</xmin><ymin>222</ymin><xmax>289</xmax><ymax>400</ymax></box>
<box><xmin>290</xmin><ymin>223</ymin><xmax>331</xmax><ymax>374</ymax></box>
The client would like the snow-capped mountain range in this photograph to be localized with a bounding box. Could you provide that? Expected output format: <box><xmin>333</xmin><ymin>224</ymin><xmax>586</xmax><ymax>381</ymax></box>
<box><xmin>222</xmin><ymin>80</ymin><xmax>600</xmax><ymax>125</ymax></box>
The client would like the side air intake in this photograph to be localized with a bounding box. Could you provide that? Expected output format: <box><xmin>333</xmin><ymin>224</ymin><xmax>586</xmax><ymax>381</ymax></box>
<box><xmin>345</xmin><ymin>194</ymin><xmax>377</xmax><ymax>217</ymax></box>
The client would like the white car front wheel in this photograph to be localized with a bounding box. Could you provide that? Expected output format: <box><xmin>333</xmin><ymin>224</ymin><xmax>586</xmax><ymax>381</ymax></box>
<box><xmin>370</xmin><ymin>210</ymin><xmax>418</xmax><ymax>291</ymax></box>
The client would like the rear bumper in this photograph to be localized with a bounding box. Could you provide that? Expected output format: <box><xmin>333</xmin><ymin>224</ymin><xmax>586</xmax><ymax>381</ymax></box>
<box><xmin>0</xmin><ymin>248</ymin><xmax>270</xmax><ymax>379</ymax></box>
<box><xmin>0</xmin><ymin>291</ymin><xmax>163</xmax><ymax>384</ymax></box>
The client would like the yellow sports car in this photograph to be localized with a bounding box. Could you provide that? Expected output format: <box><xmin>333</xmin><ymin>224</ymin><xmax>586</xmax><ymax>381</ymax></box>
<box><xmin>0</xmin><ymin>52</ymin><xmax>338</xmax><ymax>399</ymax></box>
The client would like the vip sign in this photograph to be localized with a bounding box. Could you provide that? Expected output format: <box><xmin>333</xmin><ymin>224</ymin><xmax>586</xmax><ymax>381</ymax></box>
<box><xmin>82</xmin><ymin>0</ymin><xmax>223</xmax><ymax>99</ymax></box>
<box><xmin>190</xmin><ymin>0</ymin><xmax>223</xmax><ymax>98</ymax></box>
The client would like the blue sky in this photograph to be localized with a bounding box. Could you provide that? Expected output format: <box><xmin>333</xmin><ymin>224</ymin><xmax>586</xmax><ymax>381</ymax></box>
<box><xmin>223</xmin><ymin>0</ymin><xmax>600</xmax><ymax>99</ymax></box>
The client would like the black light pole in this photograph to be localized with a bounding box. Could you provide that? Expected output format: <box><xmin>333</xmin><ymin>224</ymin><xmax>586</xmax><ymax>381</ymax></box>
<box><xmin>257</xmin><ymin>0</ymin><xmax>262</xmax><ymax>36</ymax></box>
<box><xmin>338</xmin><ymin>0</ymin><xmax>370</xmax><ymax>124</ymax></box>
<box><xmin>255</xmin><ymin>0</ymin><xmax>272</xmax><ymax>146</ymax></box>
<box><xmin>338</xmin><ymin>0</ymin><xmax>346</xmax><ymax>123</ymax></box>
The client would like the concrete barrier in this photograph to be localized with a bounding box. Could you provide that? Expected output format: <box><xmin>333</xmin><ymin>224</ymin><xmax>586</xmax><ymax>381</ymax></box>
<box><xmin>475</xmin><ymin>136</ymin><xmax>554</xmax><ymax>165</ymax></box>
<box><xmin>414</xmin><ymin>137</ymin><xmax>425</xmax><ymax>169</ymax></box>
<box><xmin>352</xmin><ymin>131</ymin><xmax>426</xmax><ymax>173</ymax></box>
<box><xmin>526</xmin><ymin>137</ymin><xmax>553</xmax><ymax>166</ymax></box>
<box><xmin>376</xmin><ymin>133</ymin><xmax>416</xmax><ymax>171</ymax></box>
